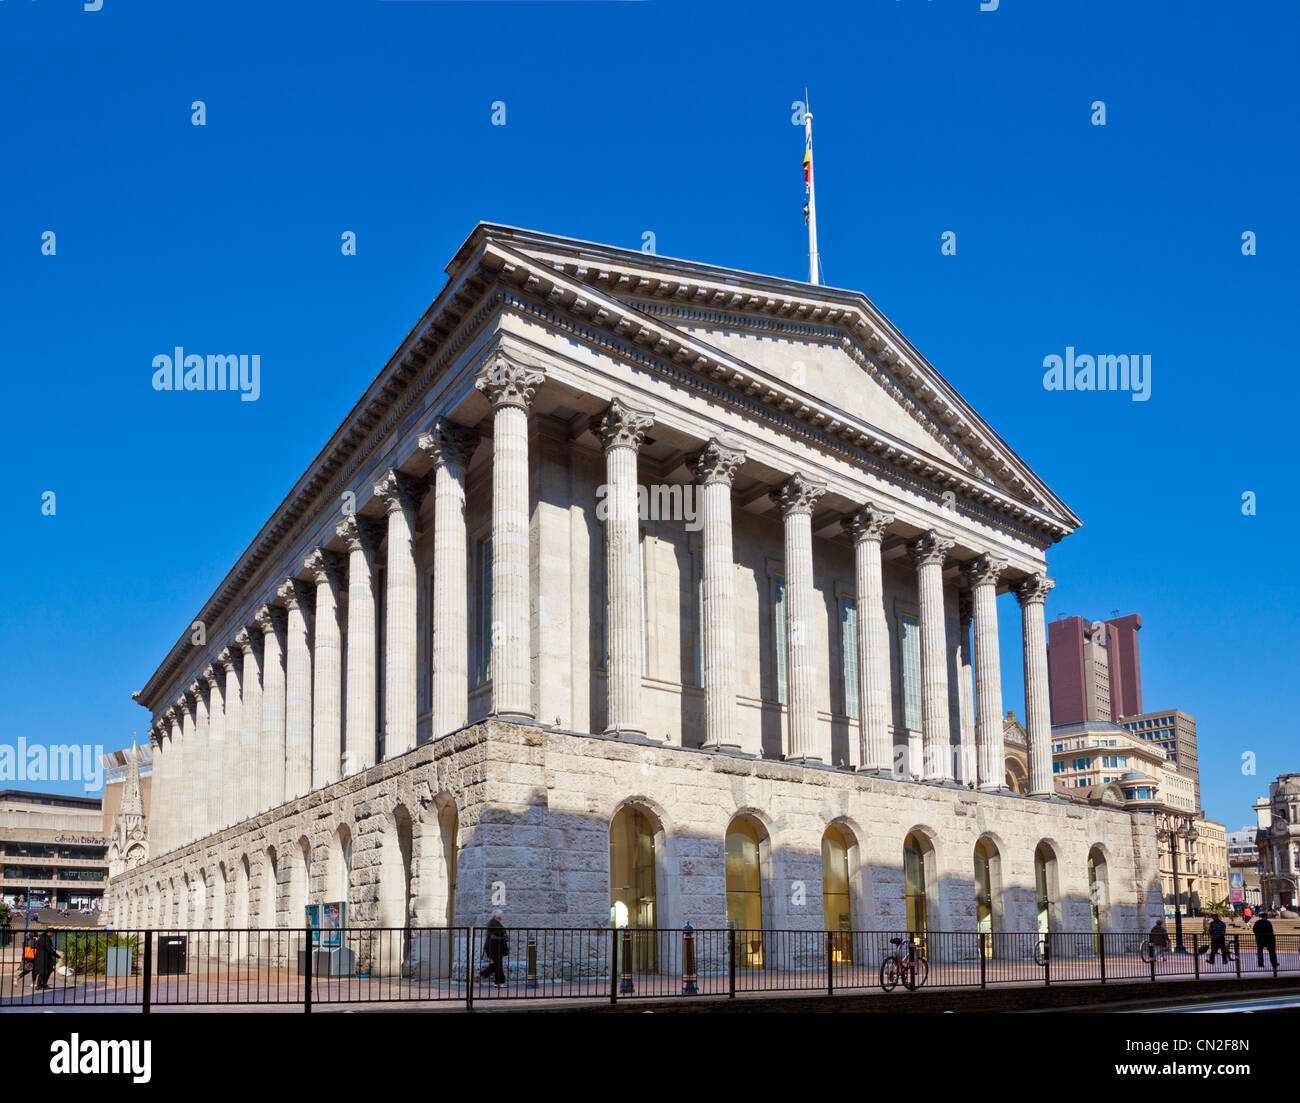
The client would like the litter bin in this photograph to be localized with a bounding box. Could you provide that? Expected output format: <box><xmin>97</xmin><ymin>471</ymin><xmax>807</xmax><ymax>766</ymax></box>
<box><xmin>157</xmin><ymin>934</ymin><xmax>187</xmax><ymax>976</ymax></box>
<box><xmin>106</xmin><ymin>945</ymin><xmax>134</xmax><ymax>977</ymax></box>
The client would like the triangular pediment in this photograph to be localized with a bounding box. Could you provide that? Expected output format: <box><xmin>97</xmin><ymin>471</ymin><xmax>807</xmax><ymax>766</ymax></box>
<box><xmin>462</xmin><ymin>225</ymin><xmax>1079</xmax><ymax>535</ymax></box>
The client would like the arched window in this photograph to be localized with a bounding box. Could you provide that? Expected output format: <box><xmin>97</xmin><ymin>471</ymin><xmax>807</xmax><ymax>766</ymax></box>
<box><xmin>822</xmin><ymin>825</ymin><xmax>853</xmax><ymax>963</ymax></box>
<box><xmin>610</xmin><ymin>805</ymin><xmax>659</xmax><ymax>972</ymax></box>
<box><xmin>331</xmin><ymin>825</ymin><xmax>353</xmax><ymax>911</ymax></box>
<box><xmin>1088</xmin><ymin>846</ymin><xmax>1109</xmax><ymax>951</ymax></box>
<box><xmin>263</xmin><ymin>847</ymin><xmax>279</xmax><ymax>928</ymax></box>
<box><xmin>903</xmin><ymin>831</ymin><xmax>933</xmax><ymax>940</ymax></box>
<box><xmin>287</xmin><ymin>837</ymin><xmax>310</xmax><ymax>928</ymax></box>
<box><xmin>726</xmin><ymin>817</ymin><xmax>765</xmax><ymax>968</ymax></box>
<box><xmin>1034</xmin><ymin>842</ymin><xmax>1059</xmax><ymax>935</ymax></box>
<box><xmin>974</xmin><ymin>838</ymin><xmax>999</xmax><ymax>954</ymax></box>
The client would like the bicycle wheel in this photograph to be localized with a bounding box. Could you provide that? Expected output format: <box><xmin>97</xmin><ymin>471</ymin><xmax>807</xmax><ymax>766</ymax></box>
<box><xmin>905</xmin><ymin>956</ymin><xmax>929</xmax><ymax>990</ymax></box>
<box><xmin>1139</xmin><ymin>941</ymin><xmax>1155</xmax><ymax>964</ymax></box>
<box><xmin>1033</xmin><ymin>940</ymin><xmax>1048</xmax><ymax>967</ymax></box>
<box><xmin>879</xmin><ymin>956</ymin><xmax>900</xmax><ymax>992</ymax></box>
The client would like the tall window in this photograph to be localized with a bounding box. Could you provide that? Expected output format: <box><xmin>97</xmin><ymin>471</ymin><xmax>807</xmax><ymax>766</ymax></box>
<box><xmin>726</xmin><ymin>818</ymin><xmax>764</xmax><ymax>968</ymax></box>
<box><xmin>840</xmin><ymin>597</ymin><xmax>859</xmax><ymax>719</ymax></box>
<box><xmin>1035</xmin><ymin>843</ymin><xmax>1056</xmax><ymax>935</ymax></box>
<box><xmin>610</xmin><ymin>806</ymin><xmax>658</xmax><ymax>971</ymax></box>
<box><xmin>771</xmin><ymin>574</ymin><xmax>787</xmax><ymax>705</ymax></box>
<box><xmin>974</xmin><ymin>839</ymin><xmax>997</xmax><ymax>956</ymax></box>
<box><xmin>475</xmin><ymin>536</ymin><xmax>492</xmax><ymax>684</ymax></box>
<box><xmin>899</xmin><ymin>614</ymin><xmax>922</xmax><ymax>732</ymax></box>
<box><xmin>822</xmin><ymin>825</ymin><xmax>853</xmax><ymax>963</ymax></box>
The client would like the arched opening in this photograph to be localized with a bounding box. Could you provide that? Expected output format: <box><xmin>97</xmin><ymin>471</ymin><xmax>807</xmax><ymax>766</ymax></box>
<box><xmin>903</xmin><ymin>830</ymin><xmax>936</xmax><ymax>949</ymax></box>
<box><xmin>822</xmin><ymin>824</ymin><xmax>853</xmax><ymax>963</ymax></box>
<box><xmin>1034</xmin><ymin>841</ymin><xmax>1061</xmax><ymax>935</ymax></box>
<box><xmin>1088</xmin><ymin>846</ymin><xmax>1110</xmax><ymax>951</ymax></box>
<box><xmin>974</xmin><ymin>837</ymin><xmax>1003</xmax><ymax>958</ymax></box>
<box><xmin>262</xmin><ymin>847</ymin><xmax>279</xmax><ymax>928</ymax></box>
<box><xmin>725</xmin><ymin>816</ymin><xmax>767</xmax><ymax>968</ymax></box>
<box><xmin>176</xmin><ymin>876</ymin><xmax>189</xmax><ymax>929</ymax></box>
<box><xmin>610</xmin><ymin>804</ymin><xmax>659</xmax><ymax>972</ymax></box>
<box><xmin>378</xmin><ymin>806</ymin><xmax>414</xmax><ymax>930</ymax></box>
<box><xmin>287</xmin><ymin>837</ymin><xmax>310</xmax><ymax>928</ymax></box>
<box><xmin>234</xmin><ymin>855</ymin><xmax>250</xmax><ymax>929</ymax></box>
<box><xmin>438</xmin><ymin>802</ymin><xmax>458</xmax><ymax>930</ymax></box>
<box><xmin>194</xmin><ymin>869</ymin><xmax>208</xmax><ymax>930</ymax></box>
<box><xmin>330</xmin><ymin>824</ymin><xmax>352</xmax><ymax>908</ymax></box>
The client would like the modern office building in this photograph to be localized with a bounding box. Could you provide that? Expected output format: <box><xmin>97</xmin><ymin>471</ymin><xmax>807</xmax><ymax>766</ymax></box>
<box><xmin>0</xmin><ymin>790</ymin><xmax>109</xmax><ymax>912</ymax></box>
<box><xmin>1120</xmin><ymin>709</ymin><xmax>1201</xmax><ymax>813</ymax></box>
<box><xmin>1046</xmin><ymin>613</ymin><xmax>1142</xmax><ymax>725</ymax></box>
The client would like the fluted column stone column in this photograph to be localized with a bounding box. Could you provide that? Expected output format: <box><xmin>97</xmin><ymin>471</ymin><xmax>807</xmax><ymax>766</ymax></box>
<box><xmin>305</xmin><ymin>550</ymin><xmax>345</xmax><ymax>789</ymax></box>
<box><xmin>279</xmin><ymin>578</ymin><xmax>314</xmax><ymax>799</ymax></box>
<box><xmin>218</xmin><ymin>649</ymin><xmax>242</xmax><ymax>828</ymax></box>
<box><xmin>165</xmin><ymin>707</ymin><xmax>182</xmax><ymax>852</ymax></box>
<box><xmin>187</xmin><ymin>682</ymin><xmax>210</xmax><ymax>840</ymax></box>
<box><xmin>844</xmin><ymin>504</ymin><xmax>895</xmax><ymax>774</ymax></box>
<box><xmin>255</xmin><ymin>604</ymin><xmax>287</xmax><ymax>811</ymax></box>
<box><xmin>474</xmin><ymin>356</ymin><xmax>544</xmax><ymax>720</ymax></box>
<box><xmin>202</xmin><ymin>665</ymin><xmax>225</xmax><ymax>832</ymax></box>
<box><xmin>149</xmin><ymin>724</ymin><xmax>167</xmax><ymax>855</ymax></box>
<box><xmin>419</xmin><ymin>419</ymin><xmax>479</xmax><ymax>739</ymax></box>
<box><xmin>235</xmin><ymin>627</ymin><xmax>263</xmax><ymax>821</ymax></box>
<box><xmin>1016</xmin><ymin>573</ymin><xmax>1055</xmax><ymax>798</ymax></box>
<box><xmin>692</xmin><ymin>439</ymin><xmax>746</xmax><ymax>752</ymax></box>
<box><xmin>956</xmin><ymin>594</ymin><xmax>976</xmax><ymax>784</ymax></box>
<box><xmin>911</xmin><ymin>531</ymin><xmax>955</xmax><ymax>782</ymax></box>
<box><xmin>772</xmin><ymin>473</ymin><xmax>827</xmax><ymax>762</ymax></box>
<box><xmin>337</xmin><ymin>515</ymin><xmax>381</xmax><ymax>774</ymax></box>
<box><xmin>966</xmin><ymin>555</ymin><xmax>1008</xmax><ymax>791</ymax></box>
<box><xmin>375</xmin><ymin>469</ymin><xmax>426</xmax><ymax>757</ymax></box>
<box><xmin>598</xmin><ymin>398</ymin><xmax>654</xmax><ymax>738</ymax></box>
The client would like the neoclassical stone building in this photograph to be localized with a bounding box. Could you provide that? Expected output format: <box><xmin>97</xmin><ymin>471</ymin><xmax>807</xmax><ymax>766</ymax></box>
<box><xmin>108</xmin><ymin>226</ymin><xmax>1162</xmax><ymax>945</ymax></box>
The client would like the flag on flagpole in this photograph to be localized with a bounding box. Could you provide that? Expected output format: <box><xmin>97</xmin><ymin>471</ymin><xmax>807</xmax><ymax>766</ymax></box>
<box><xmin>803</xmin><ymin>140</ymin><xmax>812</xmax><ymax>225</ymax></box>
<box><xmin>804</xmin><ymin>105</ymin><xmax>820</xmax><ymax>285</ymax></box>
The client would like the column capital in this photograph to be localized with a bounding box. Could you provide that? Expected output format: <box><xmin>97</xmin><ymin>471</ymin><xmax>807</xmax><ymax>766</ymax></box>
<box><xmin>418</xmin><ymin>418</ymin><xmax>479</xmax><ymax>469</ymax></box>
<box><xmin>598</xmin><ymin>397</ymin><xmax>655</xmax><ymax>452</ymax></box>
<box><xmin>771</xmin><ymin>472</ymin><xmax>827</xmax><ymax>517</ymax></box>
<box><xmin>276</xmin><ymin>577</ymin><xmax>313</xmax><ymax>612</ymax></box>
<box><xmin>335</xmin><ymin>513</ymin><xmax>385</xmax><ymax>552</ymax></box>
<box><xmin>303</xmin><ymin>548</ymin><xmax>346</xmax><ymax>585</ymax></box>
<box><xmin>1014</xmin><ymin>573</ymin><xmax>1055</xmax><ymax>607</ymax></box>
<box><xmin>234</xmin><ymin>626</ymin><xmax>262</xmax><ymax>655</ymax></box>
<box><xmin>215</xmin><ymin>647</ymin><xmax>235</xmax><ymax>671</ymax></box>
<box><xmin>691</xmin><ymin>438</ymin><xmax>747</xmax><ymax>486</ymax></box>
<box><xmin>965</xmin><ymin>554</ymin><xmax>1009</xmax><ymax>589</ymax></box>
<box><xmin>255</xmin><ymin>602</ymin><xmax>286</xmax><ymax>638</ymax></box>
<box><xmin>909</xmin><ymin>530</ymin><xmax>955</xmax><ymax>567</ymax></box>
<box><xmin>185</xmin><ymin>682</ymin><xmax>202</xmax><ymax>704</ymax></box>
<box><xmin>202</xmin><ymin>665</ymin><xmax>221</xmax><ymax>690</ymax></box>
<box><xmin>474</xmin><ymin>355</ymin><xmax>545</xmax><ymax>410</ymax></box>
<box><xmin>163</xmin><ymin>706</ymin><xmax>178</xmax><ymax>727</ymax></box>
<box><xmin>843</xmin><ymin>503</ymin><xmax>895</xmax><ymax>544</ymax></box>
<box><xmin>373</xmin><ymin>468</ymin><xmax>427</xmax><ymax>517</ymax></box>
<box><xmin>148</xmin><ymin>726</ymin><xmax>164</xmax><ymax>748</ymax></box>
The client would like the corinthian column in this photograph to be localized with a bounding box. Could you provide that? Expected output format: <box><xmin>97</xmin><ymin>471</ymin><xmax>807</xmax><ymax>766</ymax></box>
<box><xmin>598</xmin><ymin>398</ymin><xmax>654</xmax><ymax>738</ymax></box>
<box><xmin>305</xmin><ymin>550</ymin><xmax>344</xmax><ymax>789</ymax></box>
<box><xmin>1016</xmin><ymin>573</ymin><xmax>1055</xmax><ymax>798</ymax></box>
<box><xmin>235</xmin><ymin>627</ymin><xmax>263</xmax><ymax>822</ymax></box>
<box><xmin>218</xmin><ymin>649</ymin><xmax>242</xmax><ymax>829</ymax></box>
<box><xmin>166</xmin><ymin>707</ymin><xmax>183</xmax><ymax>850</ymax></box>
<box><xmin>202</xmin><ymin>665</ymin><xmax>225</xmax><ymax>832</ymax></box>
<box><xmin>843</xmin><ymin>503</ymin><xmax>895</xmax><ymax>773</ymax></box>
<box><xmin>474</xmin><ymin>355</ymin><xmax>544</xmax><ymax>720</ymax></box>
<box><xmin>419</xmin><ymin>419</ymin><xmax>479</xmax><ymax>739</ymax></box>
<box><xmin>336</xmin><ymin>515</ymin><xmax>381</xmax><ymax>774</ymax></box>
<box><xmin>374</xmin><ymin>469</ymin><xmax>426</xmax><ymax>758</ymax></box>
<box><xmin>956</xmin><ymin>594</ymin><xmax>976</xmax><ymax>784</ymax></box>
<box><xmin>150</xmin><ymin>723</ymin><xmax>168</xmax><ymax>854</ymax></box>
<box><xmin>278</xmin><ymin>578</ymin><xmax>313</xmax><ymax>799</ymax></box>
<box><xmin>692</xmin><ymin>439</ymin><xmax>746</xmax><ymax>752</ymax></box>
<box><xmin>966</xmin><ymin>555</ymin><xmax>1008</xmax><ymax>791</ymax></box>
<box><xmin>187</xmin><ymin>683</ymin><xmax>210</xmax><ymax>840</ymax></box>
<box><xmin>910</xmin><ymin>531</ymin><xmax>955</xmax><ymax>782</ymax></box>
<box><xmin>255</xmin><ymin>604</ymin><xmax>287</xmax><ymax>811</ymax></box>
<box><xmin>771</xmin><ymin>472</ymin><xmax>827</xmax><ymax>762</ymax></box>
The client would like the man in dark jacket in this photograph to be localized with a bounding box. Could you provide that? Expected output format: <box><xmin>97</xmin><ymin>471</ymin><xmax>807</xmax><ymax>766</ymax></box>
<box><xmin>32</xmin><ymin>930</ymin><xmax>59</xmax><ymax>991</ymax></box>
<box><xmin>1205</xmin><ymin>915</ymin><xmax>1229</xmax><ymax>964</ymax></box>
<box><xmin>479</xmin><ymin>909</ymin><xmax>508</xmax><ymax>987</ymax></box>
<box><xmin>1253</xmin><ymin>912</ymin><xmax>1278</xmax><ymax>970</ymax></box>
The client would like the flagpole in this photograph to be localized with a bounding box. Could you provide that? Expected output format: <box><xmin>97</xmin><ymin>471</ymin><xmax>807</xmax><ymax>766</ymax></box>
<box><xmin>805</xmin><ymin>107</ymin><xmax>820</xmax><ymax>286</ymax></box>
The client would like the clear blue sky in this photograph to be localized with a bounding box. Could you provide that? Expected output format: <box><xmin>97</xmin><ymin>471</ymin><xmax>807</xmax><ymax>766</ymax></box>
<box><xmin>1</xmin><ymin>0</ymin><xmax>1295</xmax><ymax>832</ymax></box>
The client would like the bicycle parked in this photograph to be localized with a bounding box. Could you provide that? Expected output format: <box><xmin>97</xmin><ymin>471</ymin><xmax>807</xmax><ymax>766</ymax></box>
<box><xmin>879</xmin><ymin>935</ymin><xmax>928</xmax><ymax>992</ymax></box>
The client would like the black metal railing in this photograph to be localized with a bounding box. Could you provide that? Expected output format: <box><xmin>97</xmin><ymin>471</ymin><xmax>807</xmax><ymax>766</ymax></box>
<box><xmin>1</xmin><ymin>925</ymin><xmax>1294</xmax><ymax>1011</ymax></box>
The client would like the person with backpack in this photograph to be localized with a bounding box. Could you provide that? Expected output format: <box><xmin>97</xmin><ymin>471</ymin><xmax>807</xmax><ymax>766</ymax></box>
<box><xmin>478</xmin><ymin>908</ymin><xmax>509</xmax><ymax>987</ymax></box>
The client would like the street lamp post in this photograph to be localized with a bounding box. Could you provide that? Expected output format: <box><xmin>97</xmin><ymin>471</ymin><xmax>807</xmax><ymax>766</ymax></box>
<box><xmin>1157</xmin><ymin>814</ymin><xmax>1199</xmax><ymax>953</ymax></box>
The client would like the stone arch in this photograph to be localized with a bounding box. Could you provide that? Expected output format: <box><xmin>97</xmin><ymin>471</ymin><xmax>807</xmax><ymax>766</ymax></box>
<box><xmin>176</xmin><ymin>875</ymin><xmax>189</xmax><ymax>929</ymax></box>
<box><xmin>378</xmin><ymin>804</ymin><xmax>414</xmax><ymax>930</ymax></box>
<box><xmin>1034</xmin><ymin>838</ymin><xmax>1063</xmax><ymax>934</ymax></box>
<box><xmin>725</xmin><ymin>812</ymin><xmax>773</xmax><ymax>967</ymax></box>
<box><xmin>213</xmin><ymin>862</ymin><xmax>228</xmax><ymax>930</ymax></box>
<box><xmin>1088</xmin><ymin>843</ymin><xmax>1112</xmax><ymax>939</ymax></box>
<box><xmin>194</xmin><ymin>868</ymin><xmax>208</xmax><ymax>930</ymax></box>
<box><xmin>408</xmin><ymin>797</ymin><xmax>459</xmax><ymax>981</ymax></box>
<box><xmin>902</xmin><ymin>825</ymin><xmax>939</xmax><ymax>937</ymax></box>
<box><xmin>262</xmin><ymin>846</ymin><xmax>279</xmax><ymax>928</ymax></box>
<box><xmin>827</xmin><ymin>815</ymin><xmax>868</xmax><ymax>932</ymax></box>
<box><xmin>973</xmin><ymin>832</ymin><xmax>1007</xmax><ymax>951</ymax></box>
<box><xmin>329</xmin><ymin>823</ymin><xmax>353</xmax><ymax>911</ymax></box>
<box><xmin>233</xmin><ymin>854</ymin><xmax>250</xmax><ymax>929</ymax></box>
<box><xmin>286</xmin><ymin>835</ymin><xmax>311</xmax><ymax>928</ymax></box>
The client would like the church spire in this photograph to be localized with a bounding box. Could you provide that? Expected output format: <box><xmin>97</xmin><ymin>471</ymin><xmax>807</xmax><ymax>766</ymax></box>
<box><xmin>120</xmin><ymin>740</ymin><xmax>144</xmax><ymax>818</ymax></box>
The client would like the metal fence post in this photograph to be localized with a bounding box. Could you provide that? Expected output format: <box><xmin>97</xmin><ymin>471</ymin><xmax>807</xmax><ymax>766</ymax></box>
<box><xmin>466</xmin><ymin>927</ymin><xmax>475</xmax><ymax>1011</ymax></box>
<box><xmin>728</xmin><ymin>927</ymin><xmax>736</xmax><ymax>998</ymax></box>
<box><xmin>1099</xmin><ymin>933</ymin><xmax>1106</xmax><ymax>984</ymax></box>
<box><xmin>1149</xmin><ymin>944</ymin><xmax>1156</xmax><ymax>982</ymax></box>
<box><xmin>303</xmin><ymin>925</ymin><xmax>313</xmax><ymax>1014</ymax></box>
<box><xmin>1043</xmin><ymin>934</ymin><xmax>1051</xmax><ymax>987</ymax></box>
<box><xmin>826</xmin><ymin>931</ymin><xmax>834</xmax><ymax>996</ymax></box>
<box><xmin>1193</xmin><ymin>941</ymin><xmax>1200</xmax><ymax>980</ymax></box>
<box><xmin>979</xmin><ymin>932</ymin><xmax>987</xmax><ymax>989</ymax></box>
<box><xmin>142</xmin><ymin>930</ymin><xmax>152</xmax><ymax>1015</ymax></box>
<box><xmin>1234</xmin><ymin>934</ymin><xmax>1242</xmax><ymax>979</ymax></box>
<box><xmin>609</xmin><ymin>927</ymin><xmax>618</xmax><ymax>1004</ymax></box>
<box><xmin>526</xmin><ymin>936</ymin><xmax>538</xmax><ymax>990</ymax></box>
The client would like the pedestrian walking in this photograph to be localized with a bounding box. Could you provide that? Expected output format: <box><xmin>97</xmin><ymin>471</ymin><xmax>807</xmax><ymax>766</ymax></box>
<box><xmin>1205</xmin><ymin>915</ymin><xmax>1229</xmax><ymax>964</ymax></box>
<box><xmin>15</xmin><ymin>932</ymin><xmax>37</xmax><ymax>987</ymax></box>
<box><xmin>478</xmin><ymin>908</ymin><xmax>509</xmax><ymax>987</ymax></box>
<box><xmin>1149</xmin><ymin>919</ymin><xmax>1170</xmax><ymax>955</ymax></box>
<box><xmin>32</xmin><ymin>930</ymin><xmax>59</xmax><ymax>991</ymax></box>
<box><xmin>1253</xmin><ymin>911</ymin><xmax>1278</xmax><ymax>970</ymax></box>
